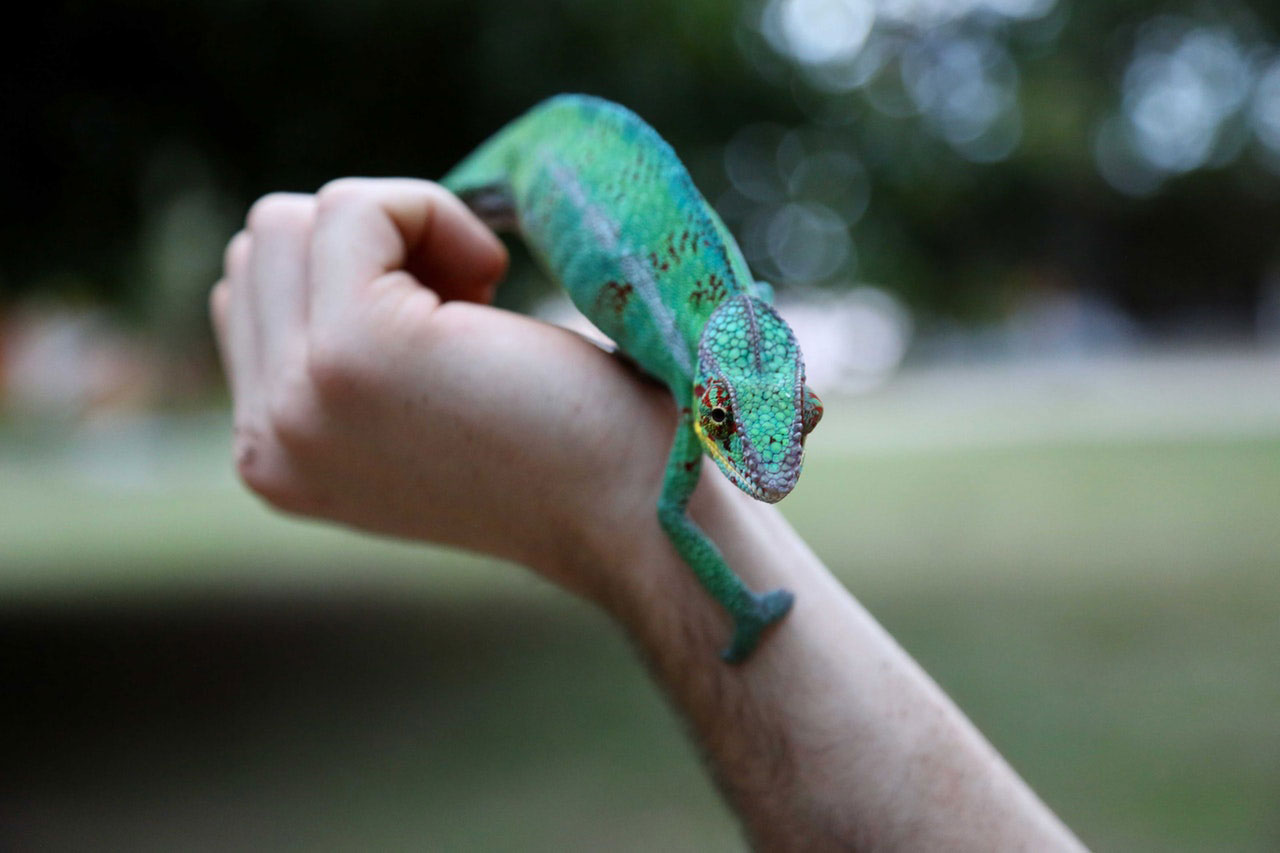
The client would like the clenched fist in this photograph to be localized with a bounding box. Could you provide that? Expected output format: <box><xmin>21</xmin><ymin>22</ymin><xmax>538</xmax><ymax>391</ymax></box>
<box><xmin>210</xmin><ymin>178</ymin><xmax>675</xmax><ymax>600</ymax></box>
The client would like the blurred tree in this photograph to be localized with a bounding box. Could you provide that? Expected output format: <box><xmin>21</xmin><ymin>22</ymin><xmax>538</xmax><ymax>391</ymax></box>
<box><xmin>2</xmin><ymin>0</ymin><xmax>768</xmax><ymax>317</ymax></box>
<box><xmin>736</xmin><ymin>0</ymin><xmax>1280</xmax><ymax>338</ymax></box>
<box><xmin>4</xmin><ymin>0</ymin><xmax>1280</xmax><ymax>341</ymax></box>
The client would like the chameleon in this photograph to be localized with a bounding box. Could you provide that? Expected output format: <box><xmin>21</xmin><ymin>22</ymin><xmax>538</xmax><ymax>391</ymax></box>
<box><xmin>441</xmin><ymin>94</ymin><xmax>822</xmax><ymax>662</ymax></box>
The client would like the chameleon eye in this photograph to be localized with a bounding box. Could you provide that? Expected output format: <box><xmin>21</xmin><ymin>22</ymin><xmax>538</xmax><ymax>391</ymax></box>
<box><xmin>801</xmin><ymin>384</ymin><xmax>823</xmax><ymax>436</ymax></box>
<box><xmin>710</xmin><ymin>406</ymin><xmax>728</xmax><ymax>424</ymax></box>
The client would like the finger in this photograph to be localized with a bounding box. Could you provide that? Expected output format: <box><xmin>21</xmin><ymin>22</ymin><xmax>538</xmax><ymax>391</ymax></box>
<box><xmin>209</xmin><ymin>280</ymin><xmax>231</xmax><ymax>365</ymax></box>
<box><xmin>245</xmin><ymin>193</ymin><xmax>315</xmax><ymax>369</ymax></box>
<box><xmin>221</xmin><ymin>231</ymin><xmax>264</xmax><ymax>412</ymax></box>
<box><xmin>223</xmin><ymin>229</ymin><xmax>252</xmax><ymax>282</ymax></box>
<box><xmin>406</xmin><ymin>186</ymin><xmax>508</xmax><ymax>303</ymax></box>
<box><xmin>308</xmin><ymin>178</ymin><xmax>507</xmax><ymax>333</ymax></box>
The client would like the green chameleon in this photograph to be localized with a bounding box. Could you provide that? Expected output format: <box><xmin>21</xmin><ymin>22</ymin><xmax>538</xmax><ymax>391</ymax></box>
<box><xmin>442</xmin><ymin>94</ymin><xmax>822</xmax><ymax>662</ymax></box>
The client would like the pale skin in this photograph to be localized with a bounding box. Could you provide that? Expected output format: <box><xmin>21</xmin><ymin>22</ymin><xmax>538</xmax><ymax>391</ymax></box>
<box><xmin>210</xmin><ymin>178</ymin><xmax>1085</xmax><ymax>851</ymax></box>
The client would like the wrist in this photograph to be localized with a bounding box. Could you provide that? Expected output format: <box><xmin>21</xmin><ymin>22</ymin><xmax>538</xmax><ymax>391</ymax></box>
<box><xmin>514</xmin><ymin>373</ymin><xmax>677</xmax><ymax>608</ymax></box>
<box><xmin>578</xmin><ymin>462</ymin><xmax>760</xmax><ymax>653</ymax></box>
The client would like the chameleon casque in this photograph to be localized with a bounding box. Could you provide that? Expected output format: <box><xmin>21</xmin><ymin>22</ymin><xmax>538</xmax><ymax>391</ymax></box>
<box><xmin>442</xmin><ymin>95</ymin><xmax>822</xmax><ymax>662</ymax></box>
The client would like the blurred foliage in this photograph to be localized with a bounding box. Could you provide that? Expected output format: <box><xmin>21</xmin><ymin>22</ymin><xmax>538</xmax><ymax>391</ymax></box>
<box><xmin>5</xmin><ymin>0</ymin><xmax>1280</xmax><ymax>336</ymax></box>
<box><xmin>3</xmin><ymin>419</ymin><xmax>1278</xmax><ymax>849</ymax></box>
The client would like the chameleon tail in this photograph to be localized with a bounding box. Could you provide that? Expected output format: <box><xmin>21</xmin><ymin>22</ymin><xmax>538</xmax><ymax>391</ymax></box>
<box><xmin>440</xmin><ymin>125</ymin><xmax>522</xmax><ymax>232</ymax></box>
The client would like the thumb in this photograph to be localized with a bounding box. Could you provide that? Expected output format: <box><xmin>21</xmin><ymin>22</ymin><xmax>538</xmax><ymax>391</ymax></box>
<box><xmin>310</xmin><ymin>179</ymin><xmax>508</xmax><ymax>332</ymax></box>
<box><xmin>407</xmin><ymin>184</ymin><xmax>509</xmax><ymax>304</ymax></box>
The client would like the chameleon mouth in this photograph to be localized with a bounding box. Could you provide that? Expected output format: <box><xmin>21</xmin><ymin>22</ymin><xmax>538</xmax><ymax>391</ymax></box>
<box><xmin>717</xmin><ymin>458</ymin><xmax>774</xmax><ymax>502</ymax></box>
<box><xmin>694</xmin><ymin>419</ymin><xmax>795</xmax><ymax>504</ymax></box>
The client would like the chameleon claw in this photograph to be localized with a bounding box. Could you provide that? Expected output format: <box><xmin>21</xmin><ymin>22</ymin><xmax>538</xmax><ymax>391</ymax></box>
<box><xmin>720</xmin><ymin>588</ymin><xmax>795</xmax><ymax>664</ymax></box>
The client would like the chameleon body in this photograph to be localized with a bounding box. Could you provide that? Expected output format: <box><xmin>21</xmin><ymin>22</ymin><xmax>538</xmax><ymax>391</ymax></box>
<box><xmin>442</xmin><ymin>95</ymin><xmax>822</xmax><ymax>662</ymax></box>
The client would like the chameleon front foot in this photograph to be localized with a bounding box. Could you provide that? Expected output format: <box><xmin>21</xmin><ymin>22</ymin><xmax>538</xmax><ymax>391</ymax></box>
<box><xmin>721</xmin><ymin>588</ymin><xmax>795</xmax><ymax>664</ymax></box>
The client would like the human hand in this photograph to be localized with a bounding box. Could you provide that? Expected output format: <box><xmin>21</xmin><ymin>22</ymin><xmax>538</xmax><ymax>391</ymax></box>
<box><xmin>210</xmin><ymin>178</ymin><xmax>675</xmax><ymax>600</ymax></box>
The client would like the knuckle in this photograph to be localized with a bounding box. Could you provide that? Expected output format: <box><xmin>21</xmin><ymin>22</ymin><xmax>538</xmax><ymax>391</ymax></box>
<box><xmin>223</xmin><ymin>231</ymin><xmax>251</xmax><ymax>276</ymax></box>
<box><xmin>252</xmin><ymin>476</ymin><xmax>306</xmax><ymax>515</ymax></box>
<box><xmin>268</xmin><ymin>414</ymin><xmax>312</xmax><ymax>457</ymax></box>
<box><xmin>232</xmin><ymin>425</ymin><xmax>272</xmax><ymax>492</ymax></box>
<box><xmin>247</xmin><ymin>192</ymin><xmax>313</xmax><ymax>233</ymax></box>
<box><xmin>233</xmin><ymin>424</ymin><xmax>307</xmax><ymax>513</ymax></box>
<box><xmin>266</xmin><ymin>382</ymin><xmax>320</xmax><ymax>454</ymax></box>
<box><xmin>208</xmin><ymin>280</ymin><xmax>229</xmax><ymax>317</ymax></box>
<box><xmin>304</xmin><ymin>335</ymin><xmax>361</xmax><ymax>401</ymax></box>
<box><xmin>315</xmin><ymin>178</ymin><xmax>373</xmax><ymax>216</ymax></box>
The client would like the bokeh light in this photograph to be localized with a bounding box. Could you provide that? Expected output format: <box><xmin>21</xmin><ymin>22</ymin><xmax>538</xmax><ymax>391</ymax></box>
<box><xmin>756</xmin><ymin>0</ymin><xmax>1049</xmax><ymax>163</ymax></box>
<box><xmin>1094</xmin><ymin>16</ymin><xmax>1280</xmax><ymax>194</ymax></box>
<box><xmin>900</xmin><ymin>33</ymin><xmax>1022</xmax><ymax>160</ymax></box>
<box><xmin>1250</xmin><ymin>57</ymin><xmax>1280</xmax><ymax>161</ymax></box>
<box><xmin>722</xmin><ymin>123</ymin><xmax>868</xmax><ymax>288</ymax></box>
<box><xmin>782</xmin><ymin>285</ymin><xmax>912</xmax><ymax>392</ymax></box>
<box><xmin>764</xmin><ymin>0</ymin><xmax>876</xmax><ymax>66</ymax></box>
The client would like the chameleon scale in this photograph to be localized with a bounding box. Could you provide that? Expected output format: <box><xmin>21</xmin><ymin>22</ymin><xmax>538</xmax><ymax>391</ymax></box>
<box><xmin>442</xmin><ymin>95</ymin><xmax>822</xmax><ymax>662</ymax></box>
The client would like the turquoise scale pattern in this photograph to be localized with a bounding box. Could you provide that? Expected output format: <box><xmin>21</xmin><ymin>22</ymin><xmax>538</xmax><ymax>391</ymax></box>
<box><xmin>696</xmin><ymin>296</ymin><xmax>807</xmax><ymax>503</ymax></box>
<box><xmin>443</xmin><ymin>95</ymin><xmax>756</xmax><ymax>393</ymax></box>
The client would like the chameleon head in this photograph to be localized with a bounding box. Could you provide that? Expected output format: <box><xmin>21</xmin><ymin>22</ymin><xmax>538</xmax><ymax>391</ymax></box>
<box><xmin>693</xmin><ymin>294</ymin><xmax>823</xmax><ymax>504</ymax></box>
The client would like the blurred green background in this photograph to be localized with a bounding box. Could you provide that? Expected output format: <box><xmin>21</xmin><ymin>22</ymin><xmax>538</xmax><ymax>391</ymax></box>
<box><xmin>3</xmin><ymin>0</ymin><xmax>1280</xmax><ymax>850</ymax></box>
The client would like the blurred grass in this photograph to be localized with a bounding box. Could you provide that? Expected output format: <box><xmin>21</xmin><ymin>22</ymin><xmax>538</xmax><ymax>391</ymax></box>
<box><xmin>2</xmin><ymin>400</ymin><xmax>1279</xmax><ymax>850</ymax></box>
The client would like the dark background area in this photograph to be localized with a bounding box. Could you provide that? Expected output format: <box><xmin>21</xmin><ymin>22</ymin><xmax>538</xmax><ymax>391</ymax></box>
<box><xmin>7</xmin><ymin>0</ymin><xmax>1280</xmax><ymax>337</ymax></box>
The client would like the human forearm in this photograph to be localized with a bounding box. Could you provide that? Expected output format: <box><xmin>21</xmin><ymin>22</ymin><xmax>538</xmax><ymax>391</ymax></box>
<box><xmin>588</xmin><ymin>469</ymin><xmax>1084</xmax><ymax>851</ymax></box>
<box><xmin>214</xmin><ymin>178</ymin><xmax>1082</xmax><ymax>851</ymax></box>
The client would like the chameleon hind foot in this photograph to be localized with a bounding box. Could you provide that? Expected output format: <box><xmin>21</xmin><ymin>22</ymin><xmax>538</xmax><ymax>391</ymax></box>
<box><xmin>721</xmin><ymin>588</ymin><xmax>795</xmax><ymax>664</ymax></box>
